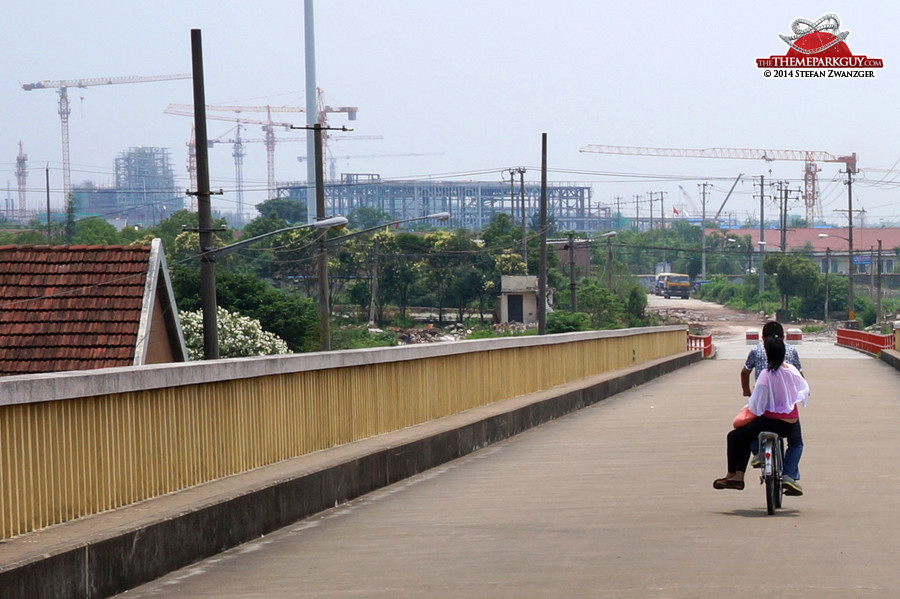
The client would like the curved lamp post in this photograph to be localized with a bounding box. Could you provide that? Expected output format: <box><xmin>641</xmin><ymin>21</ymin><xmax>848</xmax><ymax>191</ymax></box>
<box><xmin>326</xmin><ymin>212</ymin><xmax>451</xmax><ymax>329</ymax></box>
<box><xmin>818</xmin><ymin>233</ymin><xmax>853</xmax><ymax>321</ymax></box>
<box><xmin>325</xmin><ymin>212</ymin><xmax>450</xmax><ymax>247</ymax></box>
<box><xmin>197</xmin><ymin>215</ymin><xmax>348</xmax><ymax>359</ymax></box>
<box><xmin>599</xmin><ymin>230</ymin><xmax>617</xmax><ymax>289</ymax></box>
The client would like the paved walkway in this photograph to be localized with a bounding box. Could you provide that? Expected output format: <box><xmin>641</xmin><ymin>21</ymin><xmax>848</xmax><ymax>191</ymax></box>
<box><xmin>117</xmin><ymin>342</ymin><xmax>900</xmax><ymax>598</ymax></box>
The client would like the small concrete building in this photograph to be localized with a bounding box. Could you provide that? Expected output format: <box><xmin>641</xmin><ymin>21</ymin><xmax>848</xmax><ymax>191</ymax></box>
<box><xmin>499</xmin><ymin>275</ymin><xmax>554</xmax><ymax>325</ymax></box>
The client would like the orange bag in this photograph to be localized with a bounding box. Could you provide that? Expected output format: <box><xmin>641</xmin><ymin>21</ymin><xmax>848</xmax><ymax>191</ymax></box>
<box><xmin>732</xmin><ymin>405</ymin><xmax>758</xmax><ymax>428</ymax></box>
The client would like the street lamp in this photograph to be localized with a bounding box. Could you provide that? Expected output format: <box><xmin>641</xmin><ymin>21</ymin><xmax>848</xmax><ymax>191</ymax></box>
<box><xmin>325</xmin><ymin>212</ymin><xmax>450</xmax><ymax>246</ymax></box>
<box><xmin>726</xmin><ymin>238</ymin><xmax>751</xmax><ymax>275</ymax></box>
<box><xmin>326</xmin><ymin>212</ymin><xmax>451</xmax><ymax>329</ymax></box>
<box><xmin>756</xmin><ymin>240</ymin><xmax>767</xmax><ymax>314</ymax></box>
<box><xmin>600</xmin><ymin>230</ymin><xmax>617</xmax><ymax>289</ymax></box>
<box><xmin>818</xmin><ymin>233</ymin><xmax>854</xmax><ymax>321</ymax></box>
<box><xmin>197</xmin><ymin>215</ymin><xmax>348</xmax><ymax>359</ymax></box>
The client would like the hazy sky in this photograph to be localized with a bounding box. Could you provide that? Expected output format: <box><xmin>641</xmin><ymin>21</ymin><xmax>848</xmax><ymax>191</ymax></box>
<box><xmin>3</xmin><ymin>1</ymin><xmax>899</xmax><ymax>226</ymax></box>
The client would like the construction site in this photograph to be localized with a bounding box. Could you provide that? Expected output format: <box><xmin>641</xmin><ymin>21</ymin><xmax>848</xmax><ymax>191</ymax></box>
<box><xmin>277</xmin><ymin>174</ymin><xmax>606</xmax><ymax>233</ymax></box>
<box><xmin>5</xmin><ymin>71</ymin><xmax>892</xmax><ymax>233</ymax></box>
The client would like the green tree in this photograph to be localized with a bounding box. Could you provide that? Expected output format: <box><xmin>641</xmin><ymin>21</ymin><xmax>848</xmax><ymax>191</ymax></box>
<box><xmin>481</xmin><ymin>213</ymin><xmax>519</xmax><ymax>250</ymax></box>
<box><xmin>346</xmin><ymin>206</ymin><xmax>392</xmax><ymax>229</ymax></box>
<box><xmin>446</xmin><ymin>266</ymin><xmax>484</xmax><ymax>323</ymax></box>
<box><xmin>72</xmin><ymin>217</ymin><xmax>120</xmax><ymax>245</ymax></box>
<box><xmin>764</xmin><ymin>253</ymin><xmax>821</xmax><ymax>310</ymax></box>
<box><xmin>576</xmin><ymin>280</ymin><xmax>623</xmax><ymax>329</ymax></box>
<box><xmin>171</xmin><ymin>266</ymin><xmax>319</xmax><ymax>352</ymax></box>
<box><xmin>423</xmin><ymin>229</ymin><xmax>479</xmax><ymax>323</ymax></box>
<box><xmin>132</xmin><ymin>210</ymin><xmax>229</xmax><ymax>258</ymax></box>
<box><xmin>547</xmin><ymin>311</ymin><xmax>591</xmax><ymax>333</ymax></box>
<box><xmin>381</xmin><ymin>241</ymin><xmax>423</xmax><ymax>320</ymax></box>
<box><xmin>64</xmin><ymin>194</ymin><xmax>77</xmax><ymax>243</ymax></box>
<box><xmin>255</xmin><ymin>197</ymin><xmax>307</xmax><ymax>223</ymax></box>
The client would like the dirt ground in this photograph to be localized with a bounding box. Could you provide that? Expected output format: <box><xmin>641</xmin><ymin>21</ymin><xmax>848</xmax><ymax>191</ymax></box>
<box><xmin>644</xmin><ymin>294</ymin><xmax>832</xmax><ymax>341</ymax></box>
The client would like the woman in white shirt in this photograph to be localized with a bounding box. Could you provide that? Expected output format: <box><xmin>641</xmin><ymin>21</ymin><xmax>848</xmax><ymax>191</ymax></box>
<box><xmin>714</xmin><ymin>335</ymin><xmax>810</xmax><ymax>491</ymax></box>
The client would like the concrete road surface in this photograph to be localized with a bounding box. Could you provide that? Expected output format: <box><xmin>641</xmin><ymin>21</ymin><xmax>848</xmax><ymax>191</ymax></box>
<box><xmin>117</xmin><ymin>348</ymin><xmax>900</xmax><ymax>598</ymax></box>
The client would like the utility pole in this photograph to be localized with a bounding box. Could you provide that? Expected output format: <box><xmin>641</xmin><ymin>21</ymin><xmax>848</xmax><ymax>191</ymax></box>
<box><xmin>291</xmin><ymin>121</ymin><xmax>352</xmax><ymax>350</ymax></box>
<box><xmin>518</xmin><ymin>167</ymin><xmax>527</xmax><ymax>268</ymax></box>
<box><xmin>658</xmin><ymin>191</ymin><xmax>667</xmax><ymax>270</ymax></box>
<box><xmin>538</xmin><ymin>134</ymin><xmax>548</xmax><ymax>335</ymax></box>
<box><xmin>192</xmin><ymin>29</ymin><xmax>220</xmax><ymax>360</ymax></box>
<box><xmin>876</xmin><ymin>239</ymin><xmax>883</xmax><ymax>325</ymax></box>
<box><xmin>824</xmin><ymin>246</ymin><xmax>831</xmax><ymax>323</ymax></box>
<box><xmin>778</xmin><ymin>181</ymin><xmax>788</xmax><ymax>252</ymax></box>
<box><xmin>633</xmin><ymin>194</ymin><xmax>641</xmax><ymax>231</ymax></box>
<box><xmin>647</xmin><ymin>191</ymin><xmax>654</xmax><ymax>231</ymax></box>
<box><xmin>757</xmin><ymin>174</ymin><xmax>765</xmax><ymax>303</ymax></box>
<box><xmin>507</xmin><ymin>168</ymin><xmax>516</xmax><ymax>220</ymax></box>
<box><xmin>659</xmin><ymin>191</ymin><xmax>666</xmax><ymax>231</ymax></box>
<box><xmin>845</xmin><ymin>167</ymin><xmax>856</xmax><ymax>321</ymax></box>
<box><xmin>304</xmin><ymin>0</ymin><xmax>319</xmax><ymax>225</ymax></box>
<box><xmin>315</xmin><ymin>124</ymin><xmax>331</xmax><ymax>350</ymax></box>
<box><xmin>869</xmin><ymin>245</ymin><xmax>875</xmax><ymax>301</ymax></box>
<box><xmin>698</xmin><ymin>182</ymin><xmax>711</xmax><ymax>281</ymax></box>
<box><xmin>45</xmin><ymin>165</ymin><xmax>51</xmax><ymax>240</ymax></box>
<box><xmin>606</xmin><ymin>235</ymin><xmax>614</xmax><ymax>288</ymax></box>
<box><xmin>568</xmin><ymin>231</ymin><xmax>577</xmax><ymax>311</ymax></box>
<box><xmin>614</xmin><ymin>195</ymin><xmax>622</xmax><ymax>230</ymax></box>
<box><xmin>368</xmin><ymin>236</ymin><xmax>379</xmax><ymax>326</ymax></box>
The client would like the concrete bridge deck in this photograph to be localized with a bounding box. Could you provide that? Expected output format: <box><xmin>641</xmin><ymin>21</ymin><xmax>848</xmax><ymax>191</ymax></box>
<box><xmin>112</xmin><ymin>340</ymin><xmax>900</xmax><ymax>598</ymax></box>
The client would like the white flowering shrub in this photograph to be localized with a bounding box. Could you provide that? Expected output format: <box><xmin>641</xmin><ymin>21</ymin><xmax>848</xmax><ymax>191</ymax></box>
<box><xmin>180</xmin><ymin>307</ymin><xmax>291</xmax><ymax>360</ymax></box>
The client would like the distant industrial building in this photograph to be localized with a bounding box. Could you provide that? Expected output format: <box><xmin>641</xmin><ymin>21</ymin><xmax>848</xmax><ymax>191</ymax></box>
<box><xmin>277</xmin><ymin>174</ymin><xmax>612</xmax><ymax>233</ymax></box>
<box><xmin>72</xmin><ymin>147</ymin><xmax>184</xmax><ymax>226</ymax></box>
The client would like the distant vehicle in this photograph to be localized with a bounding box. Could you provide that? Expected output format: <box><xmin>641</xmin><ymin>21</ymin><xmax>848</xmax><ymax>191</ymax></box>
<box><xmin>654</xmin><ymin>272</ymin><xmax>672</xmax><ymax>296</ymax></box>
<box><xmin>657</xmin><ymin>273</ymin><xmax>691</xmax><ymax>299</ymax></box>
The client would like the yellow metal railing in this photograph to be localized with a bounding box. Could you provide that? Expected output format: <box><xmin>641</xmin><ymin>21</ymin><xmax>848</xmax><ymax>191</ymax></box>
<box><xmin>0</xmin><ymin>326</ymin><xmax>687</xmax><ymax>539</ymax></box>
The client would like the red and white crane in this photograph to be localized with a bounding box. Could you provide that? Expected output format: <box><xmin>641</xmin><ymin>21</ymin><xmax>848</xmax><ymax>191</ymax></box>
<box><xmin>580</xmin><ymin>144</ymin><xmax>857</xmax><ymax>225</ymax></box>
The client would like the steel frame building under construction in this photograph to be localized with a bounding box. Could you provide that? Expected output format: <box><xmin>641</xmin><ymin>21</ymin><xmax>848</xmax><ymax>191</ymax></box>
<box><xmin>278</xmin><ymin>174</ymin><xmax>612</xmax><ymax>233</ymax></box>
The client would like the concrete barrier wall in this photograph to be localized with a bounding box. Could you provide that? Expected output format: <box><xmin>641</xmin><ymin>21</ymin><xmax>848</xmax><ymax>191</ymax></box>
<box><xmin>0</xmin><ymin>326</ymin><xmax>688</xmax><ymax>540</ymax></box>
<box><xmin>0</xmin><ymin>349</ymin><xmax>701</xmax><ymax>599</ymax></box>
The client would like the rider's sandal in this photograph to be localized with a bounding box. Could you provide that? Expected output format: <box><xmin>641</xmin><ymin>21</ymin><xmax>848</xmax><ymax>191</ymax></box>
<box><xmin>713</xmin><ymin>477</ymin><xmax>745</xmax><ymax>491</ymax></box>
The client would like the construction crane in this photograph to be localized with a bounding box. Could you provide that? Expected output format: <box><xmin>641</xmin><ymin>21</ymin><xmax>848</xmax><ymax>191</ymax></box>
<box><xmin>23</xmin><ymin>73</ymin><xmax>191</xmax><ymax>198</ymax></box>
<box><xmin>580</xmin><ymin>144</ymin><xmax>857</xmax><ymax>225</ymax></box>
<box><xmin>15</xmin><ymin>141</ymin><xmax>28</xmax><ymax>219</ymax></box>
<box><xmin>167</xmin><ymin>103</ymin><xmax>304</xmax><ymax>199</ymax></box>
<box><xmin>209</xmin><ymin>126</ymin><xmax>306</xmax><ymax>223</ymax></box>
<box><xmin>165</xmin><ymin>108</ymin><xmax>299</xmax><ymax>206</ymax></box>
<box><xmin>168</xmin><ymin>88</ymin><xmax>358</xmax><ymax>189</ymax></box>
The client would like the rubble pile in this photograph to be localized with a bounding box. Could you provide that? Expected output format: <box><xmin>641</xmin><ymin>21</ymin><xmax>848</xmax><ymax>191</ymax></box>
<box><xmin>489</xmin><ymin>321</ymin><xmax>537</xmax><ymax>335</ymax></box>
<box><xmin>391</xmin><ymin>324</ymin><xmax>460</xmax><ymax>344</ymax></box>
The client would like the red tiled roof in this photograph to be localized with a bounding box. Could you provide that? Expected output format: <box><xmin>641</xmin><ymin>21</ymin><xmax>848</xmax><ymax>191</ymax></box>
<box><xmin>707</xmin><ymin>227</ymin><xmax>900</xmax><ymax>252</ymax></box>
<box><xmin>0</xmin><ymin>244</ymin><xmax>152</xmax><ymax>376</ymax></box>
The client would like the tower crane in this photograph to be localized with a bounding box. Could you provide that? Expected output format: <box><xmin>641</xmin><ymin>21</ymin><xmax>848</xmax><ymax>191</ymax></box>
<box><xmin>165</xmin><ymin>108</ymin><xmax>300</xmax><ymax>205</ymax></box>
<box><xmin>167</xmin><ymin>103</ymin><xmax>304</xmax><ymax>200</ymax></box>
<box><xmin>15</xmin><ymin>141</ymin><xmax>28</xmax><ymax>219</ymax></box>
<box><xmin>168</xmin><ymin>88</ymin><xmax>359</xmax><ymax>190</ymax></box>
<box><xmin>580</xmin><ymin>144</ymin><xmax>857</xmax><ymax>226</ymax></box>
<box><xmin>22</xmin><ymin>73</ymin><xmax>191</xmax><ymax>198</ymax></box>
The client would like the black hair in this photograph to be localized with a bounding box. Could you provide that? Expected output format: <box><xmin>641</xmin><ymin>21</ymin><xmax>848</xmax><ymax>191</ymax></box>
<box><xmin>761</xmin><ymin>321</ymin><xmax>784</xmax><ymax>341</ymax></box>
<box><xmin>764</xmin><ymin>335</ymin><xmax>786</xmax><ymax>371</ymax></box>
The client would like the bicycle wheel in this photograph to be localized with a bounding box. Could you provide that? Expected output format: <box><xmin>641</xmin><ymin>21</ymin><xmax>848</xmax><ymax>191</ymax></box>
<box><xmin>765</xmin><ymin>472</ymin><xmax>776</xmax><ymax>515</ymax></box>
<box><xmin>762</xmin><ymin>438</ymin><xmax>777</xmax><ymax>515</ymax></box>
<box><xmin>774</xmin><ymin>441</ymin><xmax>784</xmax><ymax>509</ymax></box>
